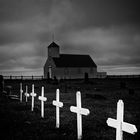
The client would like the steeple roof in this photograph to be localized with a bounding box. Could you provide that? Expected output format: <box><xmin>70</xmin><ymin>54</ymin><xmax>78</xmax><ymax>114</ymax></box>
<box><xmin>48</xmin><ymin>42</ymin><xmax>59</xmax><ymax>48</ymax></box>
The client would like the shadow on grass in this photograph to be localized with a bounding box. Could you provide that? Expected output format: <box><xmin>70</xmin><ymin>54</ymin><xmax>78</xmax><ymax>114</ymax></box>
<box><xmin>85</xmin><ymin>93</ymin><xmax>107</xmax><ymax>100</ymax></box>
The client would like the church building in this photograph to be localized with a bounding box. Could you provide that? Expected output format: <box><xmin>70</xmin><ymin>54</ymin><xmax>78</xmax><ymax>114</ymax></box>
<box><xmin>44</xmin><ymin>42</ymin><xmax>106</xmax><ymax>79</ymax></box>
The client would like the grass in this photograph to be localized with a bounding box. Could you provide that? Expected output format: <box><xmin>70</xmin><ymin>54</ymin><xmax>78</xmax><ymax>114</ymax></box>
<box><xmin>0</xmin><ymin>78</ymin><xmax>140</xmax><ymax>139</ymax></box>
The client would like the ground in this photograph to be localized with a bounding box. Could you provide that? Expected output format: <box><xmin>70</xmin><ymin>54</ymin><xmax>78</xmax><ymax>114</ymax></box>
<box><xmin>0</xmin><ymin>78</ymin><xmax>140</xmax><ymax>140</ymax></box>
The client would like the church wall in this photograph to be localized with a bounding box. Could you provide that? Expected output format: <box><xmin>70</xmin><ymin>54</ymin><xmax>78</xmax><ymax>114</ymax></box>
<box><xmin>96</xmin><ymin>72</ymin><xmax>107</xmax><ymax>78</ymax></box>
<box><xmin>53</xmin><ymin>67</ymin><xmax>97</xmax><ymax>79</ymax></box>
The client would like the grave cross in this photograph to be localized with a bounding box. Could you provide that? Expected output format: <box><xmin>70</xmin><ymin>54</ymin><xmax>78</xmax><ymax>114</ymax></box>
<box><xmin>38</xmin><ymin>87</ymin><xmax>47</xmax><ymax>118</ymax></box>
<box><xmin>52</xmin><ymin>89</ymin><xmax>63</xmax><ymax>128</ymax></box>
<box><xmin>24</xmin><ymin>85</ymin><xmax>29</xmax><ymax>102</ymax></box>
<box><xmin>107</xmin><ymin>100</ymin><xmax>137</xmax><ymax>140</ymax></box>
<box><xmin>30</xmin><ymin>84</ymin><xmax>37</xmax><ymax>111</ymax></box>
<box><xmin>70</xmin><ymin>91</ymin><xmax>90</xmax><ymax>140</ymax></box>
<box><xmin>20</xmin><ymin>83</ymin><xmax>23</xmax><ymax>102</ymax></box>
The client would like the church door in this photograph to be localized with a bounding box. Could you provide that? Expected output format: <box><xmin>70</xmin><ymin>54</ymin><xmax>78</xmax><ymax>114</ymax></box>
<box><xmin>48</xmin><ymin>66</ymin><xmax>52</xmax><ymax>79</ymax></box>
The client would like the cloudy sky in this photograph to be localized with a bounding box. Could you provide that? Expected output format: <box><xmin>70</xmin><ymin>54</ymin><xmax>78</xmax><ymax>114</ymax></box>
<box><xmin>0</xmin><ymin>0</ymin><xmax>140</xmax><ymax>76</ymax></box>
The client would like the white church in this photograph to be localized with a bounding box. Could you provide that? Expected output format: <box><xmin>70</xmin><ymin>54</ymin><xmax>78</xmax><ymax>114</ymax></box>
<box><xmin>44</xmin><ymin>42</ymin><xmax>106</xmax><ymax>79</ymax></box>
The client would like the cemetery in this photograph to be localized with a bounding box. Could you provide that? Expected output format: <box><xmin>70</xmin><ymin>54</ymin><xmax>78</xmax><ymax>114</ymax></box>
<box><xmin>0</xmin><ymin>77</ymin><xmax>139</xmax><ymax>140</ymax></box>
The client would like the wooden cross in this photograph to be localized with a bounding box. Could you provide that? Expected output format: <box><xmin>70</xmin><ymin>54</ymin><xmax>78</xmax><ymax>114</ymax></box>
<box><xmin>24</xmin><ymin>85</ymin><xmax>29</xmax><ymax>102</ymax></box>
<box><xmin>20</xmin><ymin>83</ymin><xmax>23</xmax><ymax>102</ymax></box>
<box><xmin>52</xmin><ymin>89</ymin><xmax>63</xmax><ymax>128</ymax></box>
<box><xmin>38</xmin><ymin>87</ymin><xmax>47</xmax><ymax>118</ymax></box>
<box><xmin>107</xmin><ymin>100</ymin><xmax>137</xmax><ymax>140</ymax></box>
<box><xmin>70</xmin><ymin>91</ymin><xmax>90</xmax><ymax>140</ymax></box>
<box><xmin>30</xmin><ymin>84</ymin><xmax>37</xmax><ymax>111</ymax></box>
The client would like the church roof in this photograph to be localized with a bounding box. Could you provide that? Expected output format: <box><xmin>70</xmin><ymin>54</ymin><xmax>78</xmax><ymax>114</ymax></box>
<box><xmin>48</xmin><ymin>42</ymin><xmax>59</xmax><ymax>48</ymax></box>
<box><xmin>53</xmin><ymin>54</ymin><xmax>97</xmax><ymax>68</ymax></box>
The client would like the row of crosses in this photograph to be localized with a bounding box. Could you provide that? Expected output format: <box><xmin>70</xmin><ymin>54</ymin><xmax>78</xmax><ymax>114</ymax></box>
<box><xmin>19</xmin><ymin>83</ymin><xmax>137</xmax><ymax>140</ymax></box>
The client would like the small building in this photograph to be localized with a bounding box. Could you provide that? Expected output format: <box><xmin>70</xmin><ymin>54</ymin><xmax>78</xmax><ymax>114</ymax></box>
<box><xmin>44</xmin><ymin>42</ymin><xmax>106</xmax><ymax>79</ymax></box>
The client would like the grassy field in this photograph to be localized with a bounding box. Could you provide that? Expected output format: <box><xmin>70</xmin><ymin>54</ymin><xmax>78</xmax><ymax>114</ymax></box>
<box><xmin>0</xmin><ymin>78</ymin><xmax>140</xmax><ymax>140</ymax></box>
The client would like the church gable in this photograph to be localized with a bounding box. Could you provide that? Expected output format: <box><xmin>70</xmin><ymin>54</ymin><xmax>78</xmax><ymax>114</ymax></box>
<box><xmin>44</xmin><ymin>57</ymin><xmax>56</xmax><ymax>77</ymax></box>
<box><xmin>44</xmin><ymin>57</ymin><xmax>56</xmax><ymax>69</ymax></box>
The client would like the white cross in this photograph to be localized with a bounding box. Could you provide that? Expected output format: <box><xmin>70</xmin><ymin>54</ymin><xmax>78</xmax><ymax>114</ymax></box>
<box><xmin>20</xmin><ymin>83</ymin><xmax>23</xmax><ymax>102</ymax></box>
<box><xmin>30</xmin><ymin>84</ymin><xmax>37</xmax><ymax>111</ymax></box>
<box><xmin>70</xmin><ymin>91</ymin><xmax>90</xmax><ymax>140</ymax></box>
<box><xmin>52</xmin><ymin>89</ymin><xmax>63</xmax><ymax>128</ymax></box>
<box><xmin>107</xmin><ymin>100</ymin><xmax>137</xmax><ymax>140</ymax></box>
<box><xmin>24</xmin><ymin>85</ymin><xmax>29</xmax><ymax>102</ymax></box>
<box><xmin>38</xmin><ymin>87</ymin><xmax>47</xmax><ymax>118</ymax></box>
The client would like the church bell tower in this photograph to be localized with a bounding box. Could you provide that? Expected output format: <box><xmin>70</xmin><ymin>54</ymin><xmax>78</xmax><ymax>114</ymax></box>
<box><xmin>48</xmin><ymin>42</ymin><xmax>60</xmax><ymax>58</ymax></box>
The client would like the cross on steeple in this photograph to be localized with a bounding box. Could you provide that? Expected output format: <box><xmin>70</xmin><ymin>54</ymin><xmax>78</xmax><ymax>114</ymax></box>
<box><xmin>52</xmin><ymin>32</ymin><xmax>55</xmax><ymax>42</ymax></box>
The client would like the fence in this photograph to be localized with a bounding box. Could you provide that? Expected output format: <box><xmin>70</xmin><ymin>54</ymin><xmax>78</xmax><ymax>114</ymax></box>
<box><xmin>3</xmin><ymin>74</ymin><xmax>140</xmax><ymax>80</ymax></box>
<box><xmin>3</xmin><ymin>75</ymin><xmax>44</xmax><ymax>80</ymax></box>
<box><xmin>107</xmin><ymin>75</ymin><xmax>140</xmax><ymax>78</ymax></box>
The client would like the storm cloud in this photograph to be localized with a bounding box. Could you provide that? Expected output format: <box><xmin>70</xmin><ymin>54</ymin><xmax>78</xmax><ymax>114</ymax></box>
<box><xmin>0</xmin><ymin>0</ymin><xmax>140</xmax><ymax>75</ymax></box>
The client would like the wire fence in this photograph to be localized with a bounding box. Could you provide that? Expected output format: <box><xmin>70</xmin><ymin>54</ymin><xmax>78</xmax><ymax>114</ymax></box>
<box><xmin>3</xmin><ymin>75</ymin><xmax>44</xmax><ymax>80</ymax></box>
<box><xmin>107</xmin><ymin>74</ymin><xmax>140</xmax><ymax>78</ymax></box>
<box><xmin>3</xmin><ymin>74</ymin><xmax>140</xmax><ymax>80</ymax></box>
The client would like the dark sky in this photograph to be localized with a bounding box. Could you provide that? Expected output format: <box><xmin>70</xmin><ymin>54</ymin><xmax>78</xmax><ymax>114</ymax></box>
<box><xmin>0</xmin><ymin>0</ymin><xmax>140</xmax><ymax>75</ymax></box>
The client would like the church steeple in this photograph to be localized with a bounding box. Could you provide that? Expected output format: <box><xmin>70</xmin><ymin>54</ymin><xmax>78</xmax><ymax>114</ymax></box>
<box><xmin>48</xmin><ymin>42</ymin><xmax>60</xmax><ymax>58</ymax></box>
<box><xmin>52</xmin><ymin>32</ymin><xmax>55</xmax><ymax>42</ymax></box>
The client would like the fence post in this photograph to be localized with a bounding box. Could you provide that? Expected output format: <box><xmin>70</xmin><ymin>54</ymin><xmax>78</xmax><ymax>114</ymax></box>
<box><xmin>0</xmin><ymin>75</ymin><xmax>4</xmax><ymax>93</ymax></box>
<box><xmin>21</xmin><ymin>75</ymin><xmax>23</xmax><ymax>80</ymax></box>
